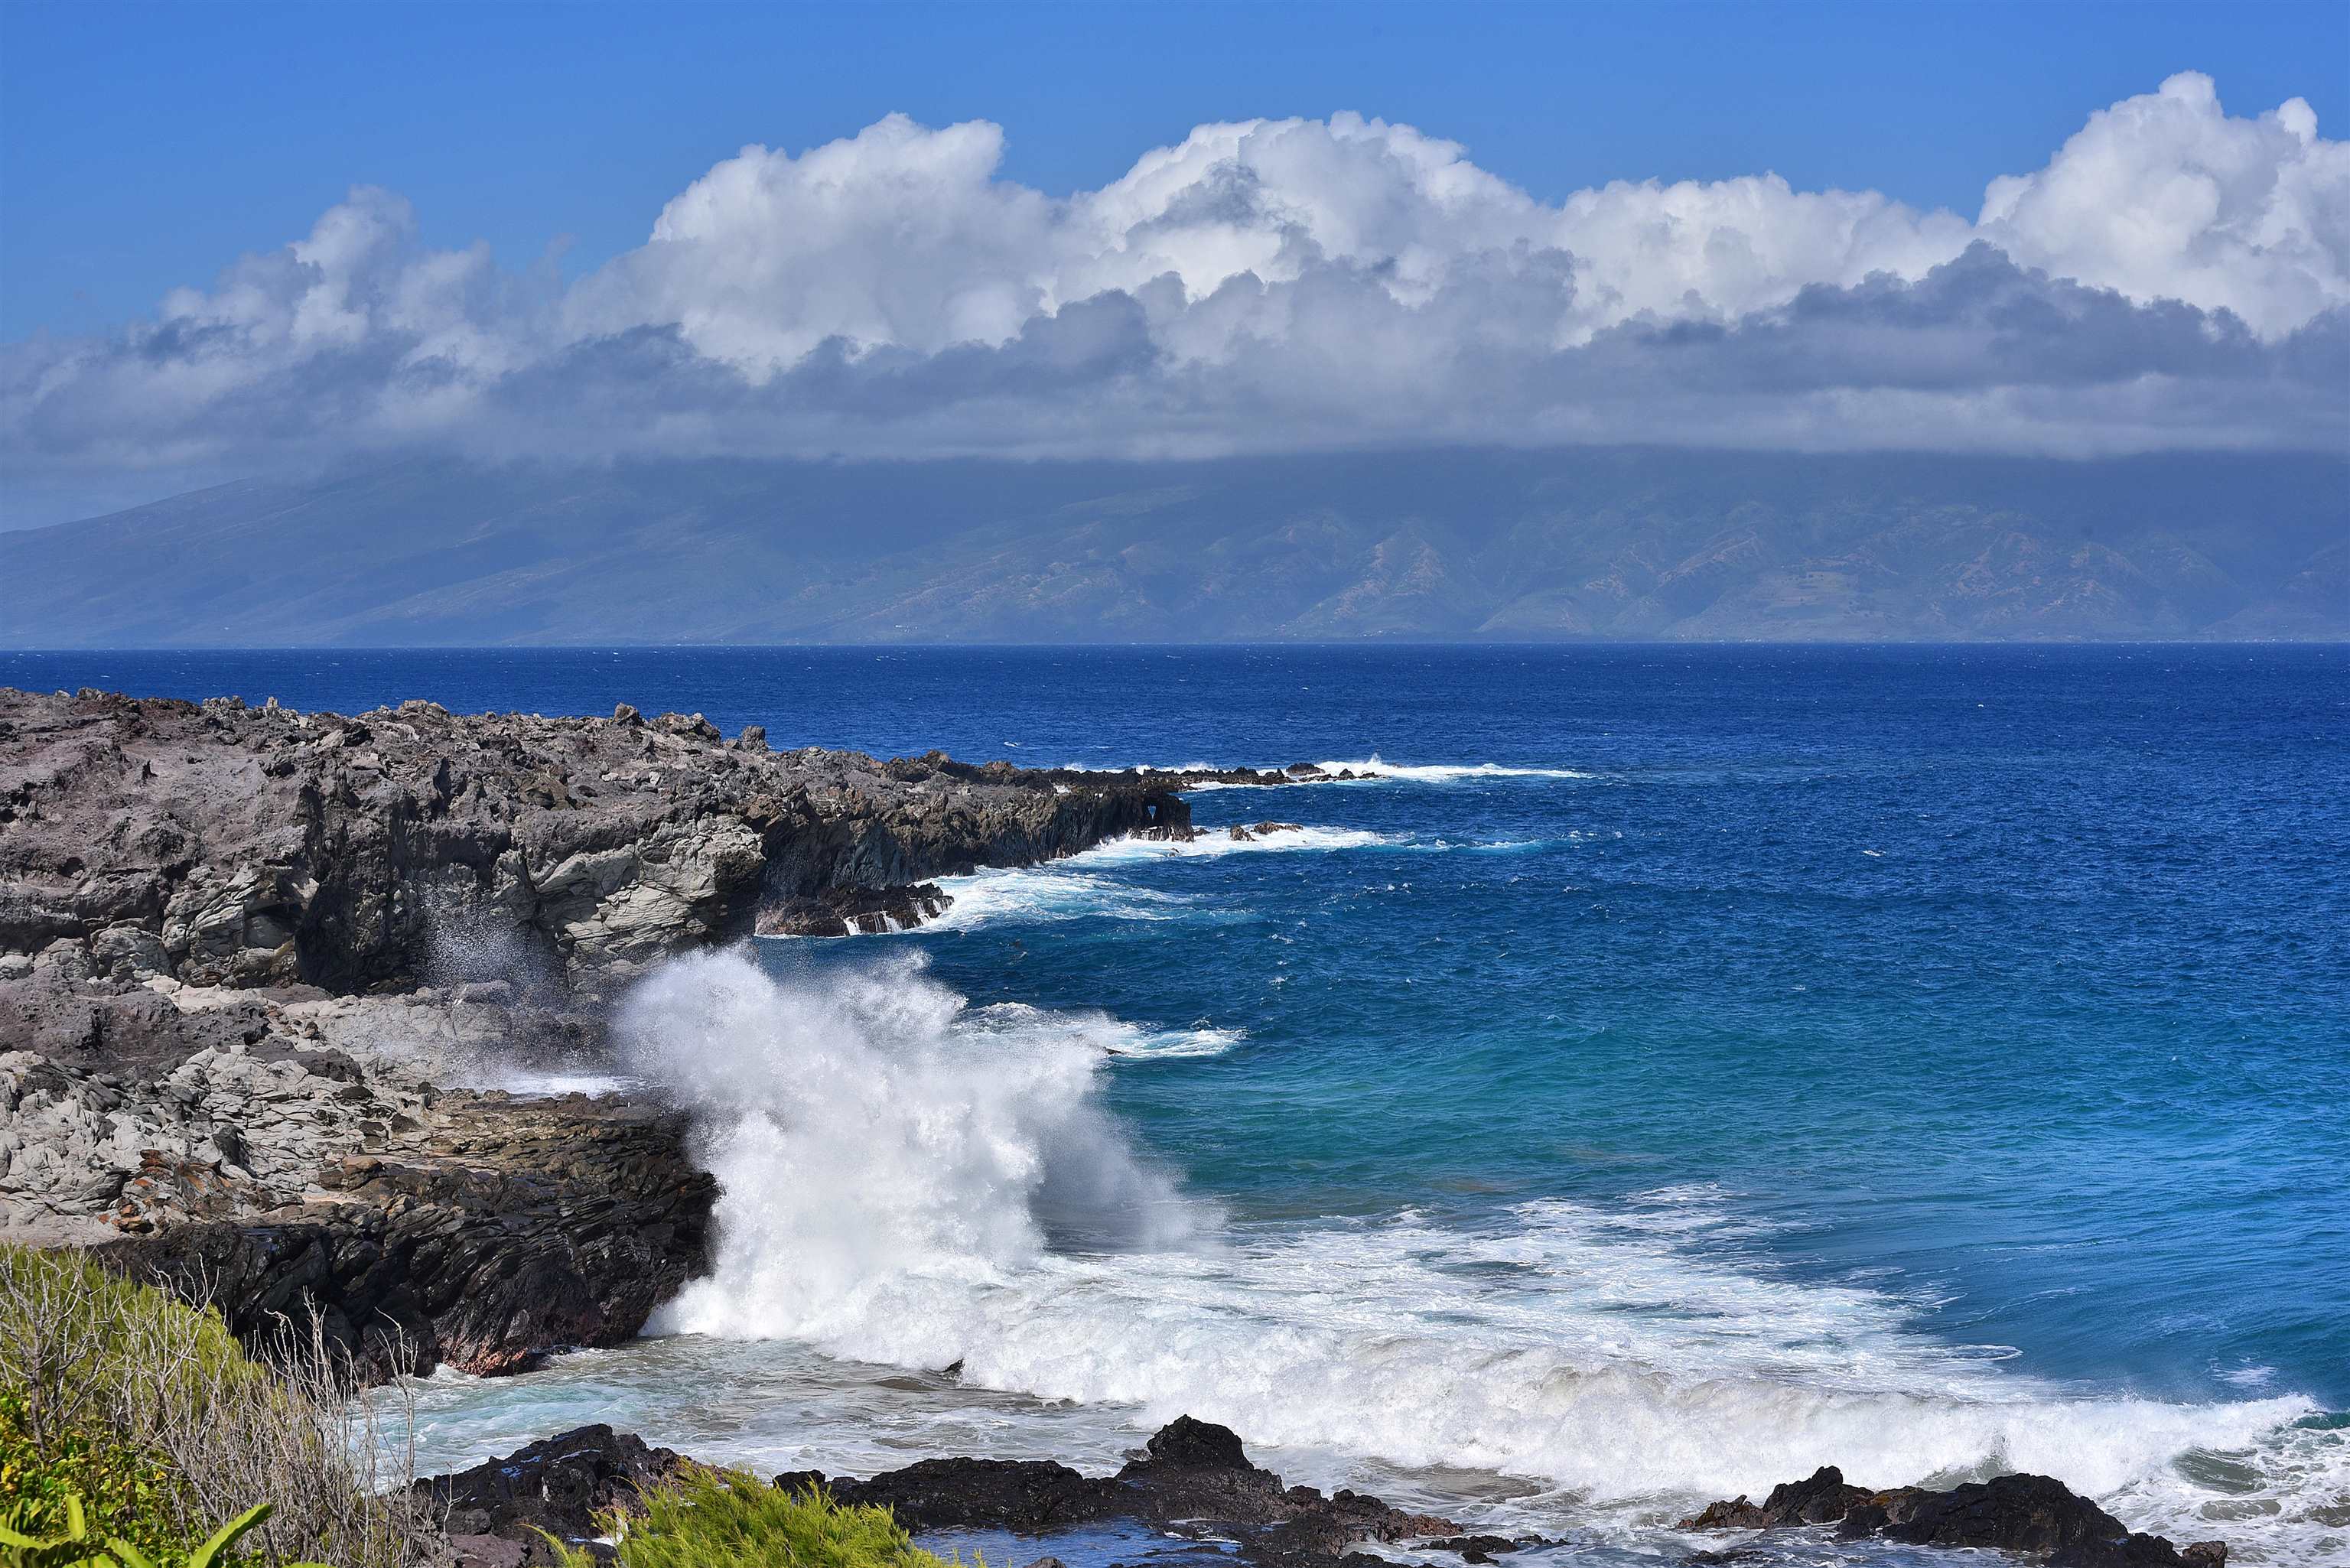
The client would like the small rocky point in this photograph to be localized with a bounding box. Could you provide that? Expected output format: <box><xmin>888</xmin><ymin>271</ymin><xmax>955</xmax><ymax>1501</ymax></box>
<box><xmin>1679</xmin><ymin>1465</ymin><xmax>2227</xmax><ymax>1566</ymax></box>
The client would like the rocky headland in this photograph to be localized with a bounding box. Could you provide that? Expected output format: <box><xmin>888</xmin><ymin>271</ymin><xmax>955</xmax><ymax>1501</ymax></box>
<box><xmin>0</xmin><ymin>685</ymin><xmax>1290</xmax><ymax>1374</ymax></box>
<box><xmin>0</xmin><ymin>686</ymin><xmax>1238</xmax><ymax>989</ymax></box>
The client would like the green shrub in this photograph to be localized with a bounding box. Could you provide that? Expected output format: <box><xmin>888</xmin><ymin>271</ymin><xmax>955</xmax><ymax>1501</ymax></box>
<box><xmin>0</xmin><ymin>1493</ymin><xmax>324</xmax><ymax>1568</ymax></box>
<box><xmin>537</xmin><ymin>1471</ymin><xmax>952</xmax><ymax>1568</ymax></box>
<box><xmin>0</xmin><ymin>1244</ymin><xmax>431</xmax><ymax>1567</ymax></box>
<box><xmin>0</xmin><ymin>1248</ymin><xmax>259</xmax><ymax>1563</ymax></box>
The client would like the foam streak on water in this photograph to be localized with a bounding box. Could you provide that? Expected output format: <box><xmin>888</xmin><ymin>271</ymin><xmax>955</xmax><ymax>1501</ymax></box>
<box><xmin>844</xmin><ymin>825</ymin><xmax>1397</xmax><ymax>932</ymax></box>
<box><xmin>1054</xmin><ymin>757</ymin><xmax>1594</xmax><ymax>789</ymax></box>
<box><xmin>584</xmin><ymin>952</ymin><xmax>2337</xmax><ymax>1562</ymax></box>
<box><xmin>1309</xmin><ymin>756</ymin><xmax>1596</xmax><ymax>783</ymax></box>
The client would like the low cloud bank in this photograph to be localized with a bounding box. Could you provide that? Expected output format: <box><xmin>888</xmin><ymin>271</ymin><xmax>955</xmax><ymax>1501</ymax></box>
<box><xmin>5</xmin><ymin>72</ymin><xmax>2345</xmax><ymax>506</ymax></box>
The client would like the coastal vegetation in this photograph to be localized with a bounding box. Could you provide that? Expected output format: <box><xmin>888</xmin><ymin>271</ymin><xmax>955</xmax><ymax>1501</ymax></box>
<box><xmin>535</xmin><ymin>1473</ymin><xmax>949</xmax><ymax>1568</ymax></box>
<box><xmin>0</xmin><ymin>1245</ymin><xmax>431</xmax><ymax>1566</ymax></box>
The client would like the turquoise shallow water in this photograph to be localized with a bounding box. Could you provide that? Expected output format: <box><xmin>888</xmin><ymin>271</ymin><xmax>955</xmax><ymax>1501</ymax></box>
<box><xmin>10</xmin><ymin>644</ymin><xmax>2346</xmax><ymax>1559</ymax></box>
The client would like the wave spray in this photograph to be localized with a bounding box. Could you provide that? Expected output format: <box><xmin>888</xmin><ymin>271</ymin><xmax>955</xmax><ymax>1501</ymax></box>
<box><xmin>610</xmin><ymin>948</ymin><xmax>2326</xmax><ymax>1550</ymax></box>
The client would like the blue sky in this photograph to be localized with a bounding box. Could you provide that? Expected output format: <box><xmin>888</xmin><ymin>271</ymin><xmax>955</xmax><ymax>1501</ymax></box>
<box><xmin>3</xmin><ymin>0</ymin><xmax>2342</xmax><ymax>340</ymax></box>
<box><xmin>1</xmin><ymin>1</ymin><xmax>2343</xmax><ymax>529</ymax></box>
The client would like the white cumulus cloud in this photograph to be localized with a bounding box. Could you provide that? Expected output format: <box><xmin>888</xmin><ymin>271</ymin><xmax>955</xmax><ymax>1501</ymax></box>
<box><xmin>1979</xmin><ymin>72</ymin><xmax>2348</xmax><ymax>337</ymax></box>
<box><xmin>2</xmin><ymin>71</ymin><xmax>2343</xmax><ymax>509</ymax></box>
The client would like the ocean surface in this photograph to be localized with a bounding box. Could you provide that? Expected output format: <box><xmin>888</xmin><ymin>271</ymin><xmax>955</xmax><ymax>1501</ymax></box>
<box><xmin>8</xmin><ymin>646</ymin><xmax>2345</xmax><ymax>1563</ymax></box>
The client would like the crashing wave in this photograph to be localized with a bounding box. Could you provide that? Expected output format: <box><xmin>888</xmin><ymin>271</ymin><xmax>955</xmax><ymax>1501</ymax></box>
<box><xmin>594</xmin><ymin>951</ymin><xmax>2332</xmax><ymax>1557</ymax></box>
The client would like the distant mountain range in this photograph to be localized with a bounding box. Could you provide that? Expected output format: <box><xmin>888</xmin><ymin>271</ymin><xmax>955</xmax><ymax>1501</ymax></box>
<box><xmin>2</xmin><ymin>449</ymin><xmax>2342</xmax><ymax>645</ymax></box>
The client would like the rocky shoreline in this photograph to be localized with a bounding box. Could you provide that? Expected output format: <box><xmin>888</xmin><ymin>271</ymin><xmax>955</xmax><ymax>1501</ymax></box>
<box><xmin>418</xmin><ymin>1417</ymin><xmax>2228</xmax><ymax>1568</ymax></box>
<box><xmin>0</xmin><ymin>687</ymin><xmax>2234</xmax><ymax>1566</ymax></box>
<box><xmin>0</xmin><ymin>685</ymin><xmax>1291</xmax><ymax>1373</ymax></box>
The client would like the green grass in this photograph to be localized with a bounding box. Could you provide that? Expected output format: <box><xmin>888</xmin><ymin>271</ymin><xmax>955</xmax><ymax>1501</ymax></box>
<box><xmin>539</xmin><ymin>1471</ymin><xmax>955</xmax><ymax>1568</ymax></box>
<box><xmin>0</xmin><ymin>1247</ymin><xmax>262</xmax><ymax>1564</ymax></box>
<box><xmin>0</xmin><ymin>1243</ymin><xmax>426</xmax><ymax>1567</ymax></box>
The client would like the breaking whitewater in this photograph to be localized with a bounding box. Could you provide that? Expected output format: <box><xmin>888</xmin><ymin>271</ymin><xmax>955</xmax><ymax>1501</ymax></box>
<box><xmin>398</xmin><ymin>821</ymin><xmax>2345</xmax><ymax>1567</ymax></box>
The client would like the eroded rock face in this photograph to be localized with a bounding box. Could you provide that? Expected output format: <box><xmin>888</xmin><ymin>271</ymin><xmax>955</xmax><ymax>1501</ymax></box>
<box><xmin>0</xmin><ymin>688</ymin><xmax>1196</xmax><ymax>989</ymax></box>
<box><xmin>0</xmin><ymin>962</ymin><xmax>711</xmax><ymax>1381</ymax></box>
<box><xmin>1678</xmin><ymin>1465</ymin><xmax>2228</xmax><ymax>1568</ymax></box>
<box><xmin>98</xmin><ymin>1091</ymin><xmax>714</xmax><ymax>1381</ymax></box>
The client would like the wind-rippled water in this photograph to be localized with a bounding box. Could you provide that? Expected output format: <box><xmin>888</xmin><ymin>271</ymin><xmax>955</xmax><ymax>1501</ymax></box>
<box><xmin>10</xmin><ymin>644</ymin><xmax>2345</xmax><ymax>1563</ymax></box>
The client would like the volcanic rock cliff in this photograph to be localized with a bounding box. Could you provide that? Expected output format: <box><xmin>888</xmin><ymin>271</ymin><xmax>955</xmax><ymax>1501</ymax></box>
<box><xmin>0</xmin><ymin>685</ymin><xmax>1219</xmax><ymax>1374</ymax></box>
<box><xmin>0</xmin><ymin>686</ymin><xmax>1196</xmax><ymax>992</ymax></box>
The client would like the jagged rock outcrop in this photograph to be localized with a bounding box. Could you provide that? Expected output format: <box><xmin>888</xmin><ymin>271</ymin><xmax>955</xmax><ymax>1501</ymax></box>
<box><xmin>97</xmin><ymin>1089</ymin><xmax>713</xmax><ymax>1381</ymax></box>
<box><xmin>1</xmin><ymin>961</ymin><xmax>711</xmax><ymax>1379</ymax></box>
<box><xmin>417</xmin><ymin>1423</ymin><xmax>688</xmax><ymax>1567</ymax></box>
<box><xmin>0</xmin><ymin>688</ymin><xmax>1200</xmax><ymax>991</ymax></box>
<box><xmin>1679</xmin><ymin>1465</ymin><xmax>2228</xmax><ymax>1568</ymax></box>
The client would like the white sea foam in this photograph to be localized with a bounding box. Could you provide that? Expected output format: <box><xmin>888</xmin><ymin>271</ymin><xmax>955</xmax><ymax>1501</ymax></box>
<box><xmin>1079</xmin><ymin>826</ymin><xmax>1397</xmax><ymax>860</ymax></box>
<box><xmin>921</xmin><ymin>865</ymin><xmax>1193</xmax><ymax>932</ymax></box>
<box><xmin>1057</xmin><ymin>758</ymin><xmax>1595</xmax><ymax>789</ymax></box>
<box><xmin>956</xmin><ymin>1000</ymin><xmax>1245</xmax><ymax>1059</ymax></box>
<box><xmin>753</xmin><ymin>823</ymin><xmax>1394</xmax><ymax>939</ymax></box>
<box><xmin>1053</xmin><ymin>760</ymin><xmax>1236</xmax><ymax>776</ymax></box>
<box><xmin>1307</xmin><ymin>756</ymin><xmax>1595</xmax><ymax>784</ymax></box>
<box><xmin>622</xmin><ymin>952</ymin><xmax>1218</xmax><ymax>1286</ymax></box>
<box><xmin>897</xmin><ymin>826</ymin><xmax>1399</xmax><ymax>933</ymax></box>
<box><xmin>598</xmin><ymin>952</ymin><xmax>2335</xmax><ymax>1560</ymax></box>
<box><xmin>496</xmin><ymin>1067</ymin><xmax>651</xmax><ymax>1098</ymax></box>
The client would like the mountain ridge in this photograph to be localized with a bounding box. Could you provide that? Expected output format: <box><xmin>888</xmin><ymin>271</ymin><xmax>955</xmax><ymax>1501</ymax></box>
<box><xmin>3</xmin><ymin>449</ymin><xmax>2342</xmax><ymax>645</ymax></box>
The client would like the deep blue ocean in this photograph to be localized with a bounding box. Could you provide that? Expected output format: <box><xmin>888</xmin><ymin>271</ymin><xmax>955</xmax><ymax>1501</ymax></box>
<box><xmin>8</xmin><ymin>645</ymin><xmax>2345</xmax><ymax>1562</ymax></box>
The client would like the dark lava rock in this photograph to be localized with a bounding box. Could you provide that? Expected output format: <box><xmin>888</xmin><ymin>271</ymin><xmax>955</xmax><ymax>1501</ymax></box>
<box><xmin>98</xmin><ymin>1093</ymin><xmax>714</xmax><ymax>1380</ymax></box>
<box><xmin>1881</xmin><ymin>1475</ymin><xmax>2224</xmax><ymax>1567</ymax></box>
<box><xmin>1678</xmin><ymin>1496</ymin><xmax>1772</xmax><ymax>1530</ymax></box>
<box><xmin>0</xmin><ymin>967</ymin><xmax>275</xmax><ymax>1076</ymax></box>
<box><xmin>1427</xmin><ymin>1535</ymin><xmax>1521</xmax><ymax>1563</ymax></box>
<box><xmin>0</xmin><ymin>685</ymin><xmax>1199</xmax><ymax>987</ymax></box>
<box><xmin>826</xmin><ymin>1417</ymin><xmax>1458</xmax><ymax>1568</ymax></box>
<box><xmin>1763</xmin><ymin>1465</ymin><xmax>1873</xmax><ymax>1524</ymax></box>
<box><xmin>1681</xmin><ymin>1465</ymin><xmax>2225</xmax><ymax>1568</ymax></box>
<box><xmin>1676</xmin><ymin>1464</ymin><xmax>1867</xmax><ymax>1531</ymax></box>
<box><xmin>1111</xmin><ymin>1412</ymin><xmax>1291</xmax><ymax>1523</ymax></box>
<box><xmin>823</xmin><ymin>1457</ymin><xmax>1122</xmax><ymax>1531</ymax></box>
<box><xmin>418</xmin><ymin>1423</ymin><xmax>684</xmax><ymax>1566</ymax></box>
